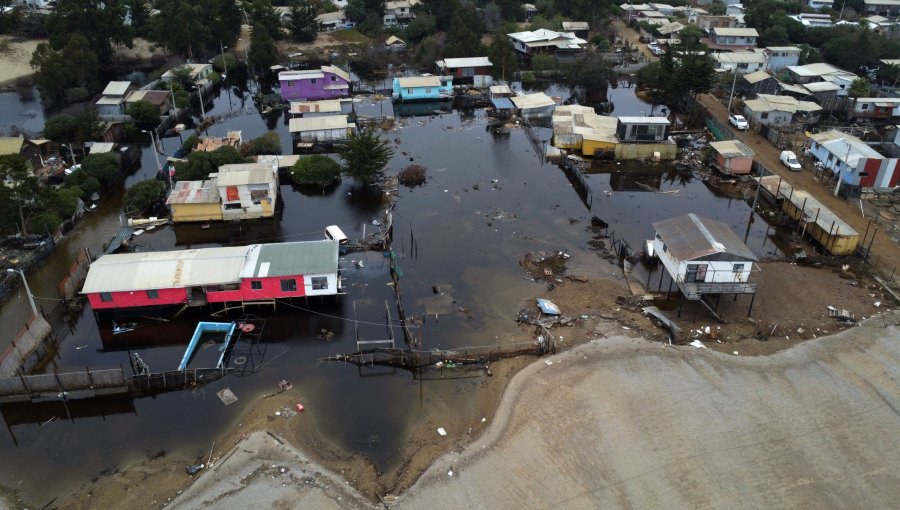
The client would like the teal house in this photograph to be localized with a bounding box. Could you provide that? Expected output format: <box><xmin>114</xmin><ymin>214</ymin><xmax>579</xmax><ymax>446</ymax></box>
<box><xmin>391</xmin><ymin>76</ymin><xmax>453</xmax><ymax>102</ymax></box>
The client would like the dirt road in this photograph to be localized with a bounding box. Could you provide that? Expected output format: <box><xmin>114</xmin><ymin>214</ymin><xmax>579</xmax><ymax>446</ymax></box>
<box><xmin>162</xmin><ymin>312</ymin><xmax>900</xmax><ymax>509</ymax></box>
<box><xmin>697</xmin><ymin>94</ymin><xmax>900</xmax><ymax>277</ymax></box>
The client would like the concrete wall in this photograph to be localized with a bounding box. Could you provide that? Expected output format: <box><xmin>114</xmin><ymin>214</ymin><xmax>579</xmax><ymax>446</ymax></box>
<box><xmin>171</xmin><ymin>203</ymin><xmax>223</xmax><ymax>223</ymax></box>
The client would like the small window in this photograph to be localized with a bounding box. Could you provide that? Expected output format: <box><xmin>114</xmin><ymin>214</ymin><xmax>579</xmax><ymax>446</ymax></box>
<box><xmin>147</xmin><ymin>289</ymin><xmax>159</xmax><ymax>299</ymax></box>
<box><xmin>861</xmin><ymin>103</ymin><xmax>869</xmax><ymax>110</ymax></box>
<box><xmin>761</xmin><ymin>112</ymin><xmax>769</xmax><ymax>120</ymax></box>
<box><xmin>251</xmin><ymin>280</ymin><xmax>263</xmax><ymax>290</ymax></box>
<box><xmin>426</xmin><ymin>87</ymin><xmax>432</xmax><ymax>93</ymax></box>
<box><xmin>311</xmin><ymin>276</ymin><xmax>328</xmax><ymax>290</ymax></box>
<box><xmin>100</xmin><ymin>292</ymin><xmax>113</xmax><ymax>302</ymax></box>
<box><xmin>281</xmin><ymin>279</ymin><xmax>297</xmax><ymax>292</ymax></box>
<box><xmin>224</xmin><ymin>203</ymin><xmax>242</xmax><ymax>210</ymax></box>
<box><xmin>407</xmin><ymin>88</ymin><xmax>413</xmax><ymax>94</ymax></box>
<box><xmin>311</xmin><ymin>78</ymin><xmax>317</xmax><ymax>84</ymax></box>
<box><xmin>288</xmin><ymin>80</ymin><xmax>294</xmax><ymax>87</ymax></box>
<box><xmin>662</xmin><ymin>243</ymin><xmax>668</xmax><ymax>253</ymax></box>
<box><xmin>331</xmin><ymin>75</ymin><xmax>337</xmax><ymax>81</ymax></box>
<box><xmin>733</xmin><ymin>263</ymin><xmax>745</xmax><ymax>273</ymax></box>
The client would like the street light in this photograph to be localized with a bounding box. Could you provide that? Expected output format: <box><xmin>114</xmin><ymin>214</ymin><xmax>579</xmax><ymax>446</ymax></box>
<box><xmin>220</xmin><ymin>41</ymin><xmax>228</xmax><ymax>78</ymax></box>
<box><xmin>141</xmin><ymin>129</ymin><xmax>168</xmax><ymax>187</ymax></box>
<box><xmin>194</xmin><ymin>84</ymin><xmax>207</xmax><ymax>119</ymax></box>
<box><xmin>6</xmin><ymin>268</ymin><xmax>38</xmax><ymax>317</ymax></box>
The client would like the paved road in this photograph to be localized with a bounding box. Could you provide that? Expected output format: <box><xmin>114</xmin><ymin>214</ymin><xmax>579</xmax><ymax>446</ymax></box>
<box><xmin>401</xmin><ymin>314</ymin><xmax>900</xmax><ymax>509</ymax></box>
<box><xmin>697</xmin><ymin>94</ymin><xmax>900</xmax><ymax>276</ymax></box>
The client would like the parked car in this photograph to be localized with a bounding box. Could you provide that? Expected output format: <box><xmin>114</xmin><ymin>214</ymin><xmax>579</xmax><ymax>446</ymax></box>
<box><xmin>780</xmin><ymin>150</ymin><xmax>802</xmax><ymax>171</ymax></box>
<box><xmin>728</xmin><ymin>114</ymin><xmax>749</xmax><ymax>130</ymax></box>
<box><xmin>639</xmin><ymin>35</ymin><xmax>651</xmax><ymax>43</ymax></box>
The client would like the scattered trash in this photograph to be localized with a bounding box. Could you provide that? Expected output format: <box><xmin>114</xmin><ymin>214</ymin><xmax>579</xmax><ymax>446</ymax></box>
<box><xmin>536</xmin><ymin>298</ymin><xmax>561</xmax><ymax>316</ymax></box>
<box><xmin>621</xmin><ymin>326</ymin><xmax>630</xmax><ymax>330</ymax></box>
<box><xmin>295</xmin><ymin>403</ymin><xmax>305</xmax><ymax>412</ymax></box>
<box><xmin>448</xmin><ymin>469</ymin><xmax>453</xmax><ymax>477</ymax></box>
<box><xmin>874</xmin><ymin>301</ymin><xmax>881</xmax><ymax>307</ymax></box>
<box><xmin>435</xmin><ymin>361</ymin><xmax>444</xmax><ymax>368</ymax></box>
<box><xmin>689</xmin><ymin>340</ymin><xmax>706</xmax><ymax>349</ymax></box>
<box><xmin>797</xmin><ymin>328</ymin><xmax>804</xmax><ymax>334</ymax></box>
<box><xmin>733</xmin><ymin>351</ymin><xmax>739</xmax><ymax>355</ymax></box>
<box><xmin>481</xmin><ymin>417</ymin><xmax>486</xmax><ymax>423</ymax></box>
<box><xmin>186</xmin><ymin>464</ymin><xmax>204</xmax><ymax>475</ymax></box>
<box><xmin>75</xmin><ymin>345</ymin><xmax>88</xmax><ymax>350</ymax></box>
<box><xmin>277</xmin><ymin>380</ymin><xmax>293</xmax><ymax>392</ymax></box>
<box><xmin>216</xmin><ymin>387</ymin><xmax>238</xmax><ymax>406</ymax></box>
<box><xmin>354</xmin><ymin>260</ymin><xmax>364</xmax><ymax>268</ymax></box>
<box><xmin>544</xmin><ymin>360</ymin><xmax>553</xmax><ymax>366</ymax></box>
<box><xmin>279</xmin><ymin>407</ymin><xmax>297</xmax><ymax>419</ymax></box>
<box><xmin>437</xmin><ymin>427</ymin><xmax>447</xmax><ymax>436</ymax></box>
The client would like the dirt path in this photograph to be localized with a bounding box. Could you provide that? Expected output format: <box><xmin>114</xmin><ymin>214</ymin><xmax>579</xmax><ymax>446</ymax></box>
<box><xmin>160</xmin><ymin>311</ymin><xmax>900</xmax><ymax>509</ymax></box>
<box><xmin>697</xmin><ymin>93</ymin><xmax>900</xmax><ymax>277</ymax></box>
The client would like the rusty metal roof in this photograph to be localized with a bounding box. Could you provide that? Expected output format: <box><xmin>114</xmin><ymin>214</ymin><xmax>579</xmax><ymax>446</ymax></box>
<box><xmin>652</xmin><ymin>213</ymin><xmax>757</xmax><ymax>261</ymax></box>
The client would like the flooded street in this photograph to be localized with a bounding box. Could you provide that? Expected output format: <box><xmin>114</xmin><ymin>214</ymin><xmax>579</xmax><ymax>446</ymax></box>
<box><xmin>0</xmin><ymin>78</ymin><xmax>783</xmax><ymax>503</ymax></box>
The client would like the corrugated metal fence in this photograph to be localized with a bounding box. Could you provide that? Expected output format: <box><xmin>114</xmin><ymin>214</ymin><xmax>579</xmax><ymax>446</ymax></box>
<box><xmin>0</xmin><ymin>368</ymin><xmax>127</xmax><ymax>400</ymax></box>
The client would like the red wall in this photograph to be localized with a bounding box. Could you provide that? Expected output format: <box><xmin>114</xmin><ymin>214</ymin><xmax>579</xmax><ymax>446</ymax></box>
<box><xmin>860</xmin><ymin>159</ymin><xmax>882</xmax><ymax>187</ymax></box>
<box><xmin>88</xmin><ymin>287</ymin><xmax>186</xmax><ymax>310</ymax></box>
<box><xmin>207</xmin><ymin>275</ymin><xmax>306</xmax><ymax>303</ymax></box>
<box><xmin>88</xmin><ymin>275</ymin><xmax>309</xmax><ymax>310</ymax></box>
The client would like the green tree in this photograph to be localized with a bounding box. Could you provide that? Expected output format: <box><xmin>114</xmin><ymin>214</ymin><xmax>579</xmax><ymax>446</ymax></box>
<box><xmin>848</xmin><ymin>77</ymin><xmax>870</xmax><ymax>98</ymax></box>
<box><xmin>531</xmin><ymin>54</ymin><xmax>556</xmax><ymax>75</ymax></box>
<box><xmin>45</xmin><ymin>0</ymin><xmax>132</xmax><ymax>63</ymax></box>
<box><xmin>336</xmin><ymin>127</ymin><xmax>394</xmax><ymax>186</ymax></box>
<box><xmin>708</xmin><ymin>1</ymin><xmax>726</xmax><ymax>15</ymax></box>
<box><xmin>287</xmin><ymin>0</ymin><xmax>318</xmax><ymax>42</ymax></box>
<box><xmin>42</xmin><ymin>111</ymin><xmax>104</xmax><ymax>144</ymax></box>
<box><xmin>243</xmin><ymin>132</ymin><xmax>282</xmax><ymax>156</ymax></box>
<box><xmin>0</xmin><ymin>154</ymin><xmax>50</xmax><ymax>235</ymax></box>
<box><xmin>249</xmin><ymin>0</ymin><xmax>283</xmax><ymax>40</ymax></box>
<box><xmin>404</xmin><ymin>14</ymin><xmax>436</xmax><ymax>44</ymax></box>
<box><xmin>291</xmin><ymin>154</ymin><xmax>342</xmax><ymax>187</ymax></box>
<box><xmin>127</xmin><ymin>100</ymin><xmax>162</xmax><ymax>124</ymax></box>
<box><xmin>173</xmin><ymin>146</ymin><xmax>250</xmax><ymax>181</ymax></box>
<box><xmin>126</xmin><ymin>0</ymin><xmax>152</xmax><ymax>34</ymax></box>
<box><xmin>53</xmin><ymin>187</ymin><xmax>84</xmax><ymax>218</ymax></box>
<box><xmin>877</xmin><ymin>63</ymin><xmax>900</xmax><ymax>87</ymax></box>
<box><xmin>81</xmin><ymin>153</ymin><xmax>119</xmax><ymax>187</ymax></box>
<box><xmin>443</xmin><ymin>5</ymin><xmax>484</xmax><ymax>58</ymax></box>
<box><xmin>488</xmin><ymin>32</ymin><xmax>518</xmax><ymax>81</ymax></box>
<box><xmin>248</xmin><ymin>28</ymin><xmax>279</xmax><ymax>74</ymax></box>
<box><xmin>148</xmin><ymin>0</ymin><xmax>203</xmax><ymax>56</ymax></box>
<box><xmin>64</xmin><ymin>171</ymin><xmax>101</xmax><ymax>200</ymax></box>
<box><xmin>345</xmin><ymin>0</ymin><xmax>384</xmax><ymax>24</ymax></box>
<box><xmin>123</xmin><ymin>179</ymin><xmax>167</xmax><ymax>212</ymax></box>
<box><xmin>30</xmin><ymin>33</ymin><xmax>99</xmax><ymax>103</ymax></box>
<box><xmin>567</xmin><ymin>53</ymin><xmax>614</xmax><ymax>102</ymax></box>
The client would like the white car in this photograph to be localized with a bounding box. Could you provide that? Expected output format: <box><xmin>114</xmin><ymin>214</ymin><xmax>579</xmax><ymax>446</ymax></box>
<box><xmin>728</xmin><ymin>114</ymin><xmax>749</xmax><ymax>130</ymax></box>
<box><xmin>780</xmin><ymin>150</ymin><xmax>802</xmax><ymax>171</ymax></box>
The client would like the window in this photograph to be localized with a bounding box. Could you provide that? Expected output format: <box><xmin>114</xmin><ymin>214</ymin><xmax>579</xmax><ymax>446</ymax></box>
<box><xmin>733</xmin><ymin>263</ymin><xmax>745</xmax><ymax>273</ymax></box>
<box><xmin>251</xmin><ymin>280</ymin><xmax>263</xmax><ymax>290</ymax></box>
<box><xmin>662</xmin><ymin>242</ymin><xmax>668</xmax><ymax>253</ymax></box>
<box><xmin>425</xmin><ymin>87</ymin><xmax>432</xmax><ymax>93</ymax></box>
<box><xmin>311</xmin><ymin>78</ymin><xmax>317</xmax><ymax>84</ymax></box>
<box><xmin>218</xmin><ymin>283</ymin><xmax>239</xmax><ymax>291</ymax></box>
<box><xmin>288</xmin><ymin>81</ymin><xmax>294</xmax><ymax>87</ymax></box>
<box><xmin>311</xmin><ymin>276</ymin><xmax>328</xmax><ymax>290</ymax></box>
<box><xmin>147</xmin><ymin>289</ymin><xmax>159</xmax><ymax>299</ymax></box>
<box><xmin>861</xmin><ymin>103</ymin><xmax>869</xmax><ymax>110</ymax></box>
<box><xmin>407</xmin><ymin>88</ymin><xmax>413</xmax><ymax>94</ymax></box>
<box><xmin>331</xmin><ymin>75</ymin><xmax>337</xmax><ymax>81</ymax></box>
<box><xmin>100</xmin><ymin>292</ymin><xmax>113</xmax><ymax>302</ymax></box>
<box><xmin>224</xmin><ymin>203</ymin><xmax>242</xmax><ymax>210</ymax></box>
<box><xmin>761</xmin><ymin>112</ymin><xmax>769</xmax><ymax>120</ymax></box>
<box><xmin>281</xmin><ymin>279</ymin><xmax>297</xmax><ymax>292</ymax></box>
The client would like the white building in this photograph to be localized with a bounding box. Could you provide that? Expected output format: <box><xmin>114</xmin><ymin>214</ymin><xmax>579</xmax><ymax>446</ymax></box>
<box><xmin>212</xmin><ymin>162</ymin><xmax>280</xmax><ymax>221</ymax></box>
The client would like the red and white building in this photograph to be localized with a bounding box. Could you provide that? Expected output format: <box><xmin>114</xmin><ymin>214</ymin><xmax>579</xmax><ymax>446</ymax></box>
<box><xmin>81</xmin><ymin>240</ymin><xmax>342</xmax><ymax>315</ymax></box>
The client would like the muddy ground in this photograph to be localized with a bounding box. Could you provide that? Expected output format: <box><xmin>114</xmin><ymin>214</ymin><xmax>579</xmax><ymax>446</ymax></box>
<box><xmin>17</xmin><ymin>254</ymin><xmax>895</xmax><ymax>509</ymax></box>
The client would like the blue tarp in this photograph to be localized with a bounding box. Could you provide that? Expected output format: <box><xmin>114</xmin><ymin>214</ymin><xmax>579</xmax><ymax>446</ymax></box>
<box><xmin>536</xmin><ymin>298</ymin><xmax>561</xmax><ymax>316</ymax></box>
<box><xmin>491</xmin><ymin>98</ymin><xmax>514</xmax><ymax>110</ymax></box>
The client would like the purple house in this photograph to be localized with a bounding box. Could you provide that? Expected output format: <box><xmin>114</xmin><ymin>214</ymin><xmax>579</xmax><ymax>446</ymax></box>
<box><xmin>278</xmin><ymin>65</ymin><xmax>352</xmax><ymax>102</ymax></box>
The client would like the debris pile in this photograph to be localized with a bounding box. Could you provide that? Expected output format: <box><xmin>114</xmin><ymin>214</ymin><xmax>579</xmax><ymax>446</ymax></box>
<box><xmin>519</xmin><ymin>251</ymin><xmax>569</xmax><ymax>281</ymax></box>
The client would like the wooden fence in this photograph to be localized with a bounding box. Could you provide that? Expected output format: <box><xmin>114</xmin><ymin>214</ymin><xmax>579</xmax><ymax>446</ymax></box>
<box><xmin>57</xmin><ymin>247</ymin><xmax>92</xmax><ymax>300</ymax></box>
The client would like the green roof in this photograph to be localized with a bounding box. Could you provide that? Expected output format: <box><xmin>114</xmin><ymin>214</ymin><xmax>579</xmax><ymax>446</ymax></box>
<box><xmin>252</xmin><ymin>240</ymin><xmax>338</xmax><ymax>277</ymax></box>
<box><xmin>0</xmin><ymin>136</ymin><xmax>24</xmax><ymax>156</ymax></box>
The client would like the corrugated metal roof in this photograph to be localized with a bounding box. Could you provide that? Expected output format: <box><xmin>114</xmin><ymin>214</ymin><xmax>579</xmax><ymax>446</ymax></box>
<box><xmin>243</xmin><ymin>240</ymin><xmax>339</xmax><ymax>278</ymax></box>
<box><xmin>561</xmin><ymin>21</ymin><xmax>590</xmax><ymax>30</ymax></box>
<box><xmin>397</xmin><ymin>76</ymin><xmax>442</xmax><ymax>88</ymax></box>
<box><xmin>510</xmin><ymin>92</ymin><xmax>555</xmax><ymax>110</ymax></box>
<box><xmin>89</xmin><ymin>142</ymin><xmax>115</xmax><ymax>153</ymax></box>
<box><xmin>0</xmin><ymin>136</ymin><xmax>24</xmax><ymax>155</ymax></box>
<box><xmin>166</xmin><ymin>179</ymin><xmax>219</xmax><ymax>205</ymax></box>
<box><xmin>652</xmin><ymin>213</ymin><xmax>757</xmax><ymax>261</ymax></box>
<box><xmin>617</xmin><ymin>116</ymin><xmax>671</xmax><ymax>124</ymax></box>
<box><xmin>322</xmin><ymin>65</ymin><xmax>351</xmax><ymax>83</ymax></box>
<box><xmin>385</xmin><ymin>35</ymin><xmax>405</xmax><ymax>45</ymax></box>
<box><xmin>711</xmin><ymin>27</ymin><xmax>759</xmax><ymax>36</ymax></box>
<box><xmin>289</xmin><ymin>115</ymin><xmax>355</xmax><ymax>133</ymax></box>
<box><xmin>743</xmin><ymin>70</ymin><xmax>771</xmax><ymax>84</ymax></box>
<box><xmin>82</xmin><ymin>246</ymin><xmax>253</xmax><ymax>293</ymax></box>
<box><xmin>96</xmin><ymin>97</ymin><xmax>123</xmax><ymax>105</ymax></box>
<box><xmin>490</xmin><ymin>85</ymin><xmax>512</xmax><ymax>95</ymax></box>
<box><xmin>710</xmin><ymin>140</ymin><xmax>755</xmax><ymax>158</ymax></box>
<box><xmin>803</xmin><ymin>81</ymin><xmax>840</xmax><ymax>92</ymax></box>
<box><xmin>491</xmin><ymin>98</ymin><xmax>514</xmax><ymax>109</ymax></box>
<box><xmin>290</xmin><ymin>99</ymin><xmax>344</xmax><ymax>114</ymax></box>
<box><xmin>439</xmin><ymin>57</ymin><xmax>493</xmax><ymax>68</ymax></box>
<box><xmin>214</xmin><ymin>163</ymin><xmax>276</xmax><ymax>187</ymax></box>
<box><xmin>102</xmin><ymin>81</ymin><xmax>132</xmax><ymax>96</ymax></box>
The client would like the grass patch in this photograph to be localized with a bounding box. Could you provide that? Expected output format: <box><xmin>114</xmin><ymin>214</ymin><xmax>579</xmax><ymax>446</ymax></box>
<box><xmin>328</xmin><ymin>29</ymin><xmax>371</xmax><ymax>44</ymax></box>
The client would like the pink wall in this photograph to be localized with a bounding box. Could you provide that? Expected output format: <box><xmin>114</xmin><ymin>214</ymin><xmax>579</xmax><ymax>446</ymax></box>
<box><xmin>88</xmin><ymin>287</ymin><xmax>186</xmax><ymax>310</ymax></box>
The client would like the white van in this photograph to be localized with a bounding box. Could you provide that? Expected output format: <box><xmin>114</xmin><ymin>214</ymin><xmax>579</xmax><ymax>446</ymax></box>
<box><xmin>325</xmin><ymin>225</ymin><xmax>349</xmax><ymax>245</ymax></box>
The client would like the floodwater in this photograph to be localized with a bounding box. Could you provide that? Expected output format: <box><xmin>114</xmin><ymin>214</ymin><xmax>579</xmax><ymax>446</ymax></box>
<box><xmin>0</xmin><ymin>76</ymin><xmax>784</xmax><ymax>503</ymax></box>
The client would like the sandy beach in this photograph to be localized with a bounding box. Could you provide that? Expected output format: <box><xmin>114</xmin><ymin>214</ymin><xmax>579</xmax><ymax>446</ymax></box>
<box><xmin>142</xmin><ymin>311</ymin><xmax>900</xmax><ymax>509</ymax></box>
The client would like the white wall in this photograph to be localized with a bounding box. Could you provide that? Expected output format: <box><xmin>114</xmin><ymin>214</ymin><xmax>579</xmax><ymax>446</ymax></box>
<box><xmin>653</xmin><ymin>236</ymin><xmax>753</xmax><ymax>283</ymax></box>
<box><xmin>304</xmin><ymin>273</ymin><xmax>338</xmax><ymax>296</ymax></box>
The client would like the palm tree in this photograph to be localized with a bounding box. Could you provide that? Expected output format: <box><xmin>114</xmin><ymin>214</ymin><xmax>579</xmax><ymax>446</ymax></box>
<box><xmin>847</xmin><ymin>77</ymin><xmax>870</xmax><ymax>120</ymax></box>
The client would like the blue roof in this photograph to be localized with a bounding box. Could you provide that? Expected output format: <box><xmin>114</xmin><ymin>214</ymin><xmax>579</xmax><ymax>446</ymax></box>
<box><xmin>491</xmin><ymin>98</ymin><xmax>514</xmax><ymax>109</ymax></box>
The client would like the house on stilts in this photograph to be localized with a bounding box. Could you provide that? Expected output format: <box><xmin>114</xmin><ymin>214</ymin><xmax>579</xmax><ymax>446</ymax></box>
<box><xmin>647</xmin><ymin>213</ymin><xmax>759</xmax><ymax>320</ymax></box>
<box><xmin>81</xmin><ymin>240</ymin><xmax>343</xmax><ymax>320</ymax></box>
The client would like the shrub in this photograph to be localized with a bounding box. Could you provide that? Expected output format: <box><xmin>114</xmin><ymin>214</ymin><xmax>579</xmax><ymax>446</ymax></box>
<box><xmin>291</xmin><ymin>155</ymin><xmax>342</xmax><ymax>187</ymax></box>
<box><xmin>123</xmin><ymin>179</ymin><xmax>167</xmax><ymax>212</ymax></box>
<box><xmin>126</xmin><ymin>100</ymin><xmax>161</xmax><ymax>124</ymax></box>
<box><xmin>242</xmin><ymin>131</ymin><xmax>282</xmax><ymax>156</ymax></box>
<box><xmin>398</xmin><ymin>164</ymin><xmax>426</xmax><ymax>187</ymax></box>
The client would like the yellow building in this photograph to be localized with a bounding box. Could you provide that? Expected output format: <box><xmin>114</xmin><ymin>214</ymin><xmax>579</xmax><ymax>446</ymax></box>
<box><xmin>166</xmin><ymin>180</ymin><xmax>223</xmax><ymax>222</ymax></box>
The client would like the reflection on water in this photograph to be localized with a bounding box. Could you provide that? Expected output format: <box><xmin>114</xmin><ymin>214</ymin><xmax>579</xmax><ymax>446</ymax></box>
<box><xmin>0</xmin><ymin>78</ymin><xmax>785</xmax><ymax>503</ymax></box>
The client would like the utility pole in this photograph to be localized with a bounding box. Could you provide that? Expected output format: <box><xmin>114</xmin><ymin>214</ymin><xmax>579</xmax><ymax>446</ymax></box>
<box><xmin>220</xmin><ymin>41</ymin><xmax>229</xmax><ymax>77</ymax></box>
<box><xmin>6</xmin><ymin>269</ymin><xmax>38</xmax><ymax>317</ymax></box>
<box><xmin>726</xmin><ymin>69</ymin><xmax>738</xmax><ymax>113</ymax></box>
<box><xmin>142</xmin><ymin>129</ymin><xmax>168</xmax><ymax>188</ymax></box>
